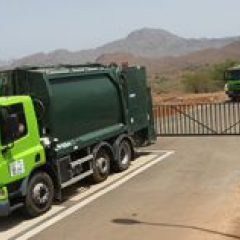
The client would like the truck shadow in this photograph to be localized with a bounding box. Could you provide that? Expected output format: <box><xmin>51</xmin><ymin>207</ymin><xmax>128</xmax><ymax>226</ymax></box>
<box><xmin>0</xmin><ymin>209</ymin><xmax>26</xmax><ymax>232</ymax></box>
<box><xmin>60</xmin><ymin>151</ymin><xmax>148</xmax><ymax>201</ymax></box>
<box><xmin>112</xmin><ymin>218</ymin><xmax>240</xmax><ymax>239</ymax></box>
<box><xmin>0</xmin><ymin>180</ymin><xmax>91</xmax><ymax>232</ymax></box>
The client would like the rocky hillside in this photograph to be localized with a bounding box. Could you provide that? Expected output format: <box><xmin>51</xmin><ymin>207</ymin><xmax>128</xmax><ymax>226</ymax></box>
<box><xmin>96</xmin><ymin>28</ymin><xmax>239</xmax><ymax>58</ymax></box>
<box><xmin>10</xmin><ymin>28</ymin><xmax>240</xmax><ymax>67</ymax></box>
<box><xmin>98</xmin><ymin>40</ymin><xmax>240</xmax><ymax>74</ymax></box>
<box><xmin>97</xmin><ymin>40</ymin><xmax>240</xmax><ymax>93</ymax></box>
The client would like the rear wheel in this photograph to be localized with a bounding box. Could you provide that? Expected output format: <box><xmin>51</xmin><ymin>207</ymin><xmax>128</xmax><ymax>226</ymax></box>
<box><xmin>92</xmin><ymin>148</ymin><xmax>111</xmax><ymax>183</ymax></box>
<box><xmin>24</xmin><ymin>172</ymin><xmax>54</xmax><ymax>217</ymax></box>
<box><xmin>113</xmin><ymin>139</ymin><xmax>132</xmax><ymax>172</ymax></box>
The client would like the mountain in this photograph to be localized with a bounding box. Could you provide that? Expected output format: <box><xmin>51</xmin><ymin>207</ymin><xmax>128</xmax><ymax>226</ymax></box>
<box><xmin>0</xmin><ymin>59</ymin><xmax>13</xmax><ymax>67</ymax></box>
<box><xmin>97</xmin><ymin>40</ymin><xmax>240</xmax><ymax>92</ymax></box>
<box><xmin>97</xmin><ymin>40</ymin><xmax>240</xmax><ymax>72</ymax></box>
<box><xmin>10</xmin><ymin>28</ymin><xmax>240</xmax><ymax>67</ymax></box>
<box><xmin>96</xmin><ymin>28</ymin><xmax>240</xmax><ymax>58</ymax></box>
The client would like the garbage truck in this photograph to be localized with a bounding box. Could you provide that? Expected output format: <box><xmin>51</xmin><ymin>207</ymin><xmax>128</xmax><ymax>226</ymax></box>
<box><xmin>224</xmin><ymin>64</ymin><xmax>240</xmax><ymax>101</ymax></box>
<box><xmin>0</xmin><ymin>64</ymin><xmax>155</xmax><ymax>217</ymax></box>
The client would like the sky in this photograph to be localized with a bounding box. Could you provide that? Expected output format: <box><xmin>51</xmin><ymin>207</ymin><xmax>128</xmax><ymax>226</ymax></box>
<box><xmin>1</xmin><ymin>0</ymin><xmax>240</xmax><ymax>60</ymax></box>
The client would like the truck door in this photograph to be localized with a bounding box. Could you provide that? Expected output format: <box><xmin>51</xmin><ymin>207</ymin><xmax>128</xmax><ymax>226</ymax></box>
<box><xmin>0</xmin><ymin>100</ymin><xmax>44</xmax><ymax>184</ymax></box>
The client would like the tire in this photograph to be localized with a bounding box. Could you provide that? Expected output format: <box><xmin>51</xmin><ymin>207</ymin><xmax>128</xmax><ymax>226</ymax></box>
<box><xmin>113</xmin><ymin>139</ymin><xmax>132</xmax><ymax>172</ymax></box>
<box><xmin>24</xmin><ymin>172</ymin><xmax>54</xmax><ymax>217</ymax></box>
<box><xmin>92</xmin><ymin>148</ymin><xmax>111</xmax><ymax>183</ymax></box>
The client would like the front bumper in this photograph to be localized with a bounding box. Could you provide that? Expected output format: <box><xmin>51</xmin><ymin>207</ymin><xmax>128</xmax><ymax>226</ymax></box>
<box><xmin>0</xmin><ymin>187</ymin><xmax>10</xmax><ymax>216</ymax></box>
<box><xmin>226</xmin><ymin>91</ymin><xmax>240</xmax><ymax>97</ymax></box>
<box><xmin>0</xmin><ymin>187</ymin><xmax>24</xmax><ymax>217</ymax></box>
<box><xmin>0</xmin><ymin>200</ymin><xmax>10</xmax><ymax>217</ymax></box>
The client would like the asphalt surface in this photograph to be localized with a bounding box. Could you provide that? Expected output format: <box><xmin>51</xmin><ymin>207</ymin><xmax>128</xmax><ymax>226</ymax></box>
<box><xmin>2</xmin><ymin>137</ymin><xmax>240</xmax><ymax>240</ymax></box>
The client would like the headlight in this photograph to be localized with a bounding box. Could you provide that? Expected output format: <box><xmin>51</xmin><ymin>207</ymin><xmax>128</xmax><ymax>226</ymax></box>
<box><xmin>224</xmin><ymin>84</ymin><xmax>229</xmax><ymax>91</ymax></box>
<box><xmin>0</xmin><ymin>187</ymin><xmax>7</xmax><ymax>200</ymax></box>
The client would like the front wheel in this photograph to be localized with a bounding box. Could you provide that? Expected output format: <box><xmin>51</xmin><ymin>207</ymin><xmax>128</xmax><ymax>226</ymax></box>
<box><xmin>24</xmin><ymin>172</ymin><xmax>54</xmax><ymax>217</ymax></box>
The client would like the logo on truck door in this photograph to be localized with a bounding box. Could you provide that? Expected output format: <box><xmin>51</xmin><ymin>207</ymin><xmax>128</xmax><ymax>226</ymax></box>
<box><xmin>9</xmin><ymin>159</ymin><xmax>25</xmax><ymax>177</ymax></box>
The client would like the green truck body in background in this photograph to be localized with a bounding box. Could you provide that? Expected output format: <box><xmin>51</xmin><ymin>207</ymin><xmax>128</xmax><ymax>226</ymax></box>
<box><xmin>0</xmin><ymin>64</ymin><xmax>155</xmax><ymax>217</ymax></box>
<box><xmin>225</xmin><ymin>65</ymin><xmax>240</xmax><ymax>100</ymax></box>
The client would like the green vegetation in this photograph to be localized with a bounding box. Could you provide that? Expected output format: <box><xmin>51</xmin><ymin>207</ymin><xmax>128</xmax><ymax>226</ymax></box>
<box><xmin>151</xmin><ymin>75</ymin><xmax>170</xmax><ymax>93</ymax></box>
<box><xmin>182</xmin><ymin>60</ymin><xmax>240</xmax><ymax>93</ymax></box>
<box><xmin>150</xmin><ymin>75</ymin><xmax>182</xmax><ymax>93</ymax></box>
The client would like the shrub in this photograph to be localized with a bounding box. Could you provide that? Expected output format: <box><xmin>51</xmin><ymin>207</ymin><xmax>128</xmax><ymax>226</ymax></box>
<box><xmin>182</xmin><ymin>60</ymin><xmax>240</xmax><ymax>93</ymax></box>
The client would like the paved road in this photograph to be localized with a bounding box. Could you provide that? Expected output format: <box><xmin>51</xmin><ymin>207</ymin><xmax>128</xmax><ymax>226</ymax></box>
<box><xmin>2</xmin><ymin>137</ymin><xmax>240</xmax><ymax>240</ymax></box>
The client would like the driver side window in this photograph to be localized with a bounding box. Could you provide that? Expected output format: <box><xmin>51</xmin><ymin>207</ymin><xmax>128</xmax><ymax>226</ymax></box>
<box><xmin>0</xmin><ymin>103</ymin><xmax>28</xmax><ymax>146</ymax></box>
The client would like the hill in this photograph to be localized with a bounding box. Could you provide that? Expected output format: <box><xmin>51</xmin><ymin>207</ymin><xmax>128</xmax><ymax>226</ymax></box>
<box><xmin>97</xmin><ymin>40</ymin><xmax>240</xmax><ymax>92</ymax></box>
<box><xmin>10</xmin><ymin>28</ymin><xmax>240</xmax><ymax>67</ymax></box>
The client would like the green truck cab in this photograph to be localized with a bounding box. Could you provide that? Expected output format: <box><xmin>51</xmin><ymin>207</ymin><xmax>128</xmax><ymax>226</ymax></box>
<box><xmin>0</xmin><ymin>64</ymin><xmax>155</xmax><ymax>217</ymax></box>
<box><xmin>224</xmin><ymin>65</ymin><xmax>240</xmax><ymax>101</ymax></box>
<box><xmin>0</xmin><ymin>96</ymin><xmax>46</xmax><ymax>216</ymax></box>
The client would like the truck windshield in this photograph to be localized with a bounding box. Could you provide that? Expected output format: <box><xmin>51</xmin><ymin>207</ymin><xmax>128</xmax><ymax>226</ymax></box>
<box><xmin>226</xmin><ymin>70</ymin><xmax>240</xmax><ymax>81</ymax></box>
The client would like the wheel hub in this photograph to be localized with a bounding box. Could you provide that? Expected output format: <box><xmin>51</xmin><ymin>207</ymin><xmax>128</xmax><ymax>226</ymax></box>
<box><xmin>32</xmin><ymin>183</ymin><xmax>49</xmax><ymax>205</ymax></box>
<box><xmin>96</xmin><ymin>157</ymin><xmax>109</xmax><ymax>174</ymax></box>
<box><xmin>120</xmin><ymin>143</ymin><xmax>130</xmax><ymax>165</ymax></box>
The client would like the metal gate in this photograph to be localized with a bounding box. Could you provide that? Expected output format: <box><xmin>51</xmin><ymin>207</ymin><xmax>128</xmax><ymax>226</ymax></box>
<box><xmin>153</xmin><ymin>102</ymin><xmax>240</xmax><ymax>136</ymax></box>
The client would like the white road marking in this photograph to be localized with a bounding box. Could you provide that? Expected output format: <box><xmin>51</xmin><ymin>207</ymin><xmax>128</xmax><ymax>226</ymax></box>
<box><xmin>0</xmin><ymin>151</ymin><xmax>174</xmax><ymax>240</ymax></box>
<box><xmin>15</xmin><ymin>151</ymin><xmax>174</xmax><ymax>240</ymax></box>
<box><xmin>71</xmin><ymin>152</ymin><xmax>159</xmax><ymax>201</ymax></box>
<box><xmin>139</xmin><ymin>149</ymin><xmax>176</xmax><ymax>153</ymax></box>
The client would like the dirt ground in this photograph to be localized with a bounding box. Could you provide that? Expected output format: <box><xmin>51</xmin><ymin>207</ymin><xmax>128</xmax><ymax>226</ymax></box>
<box><xmin>152</xmin><ymin>92</ymin><xmax>227</xmax><ymax>105</ymax></box>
